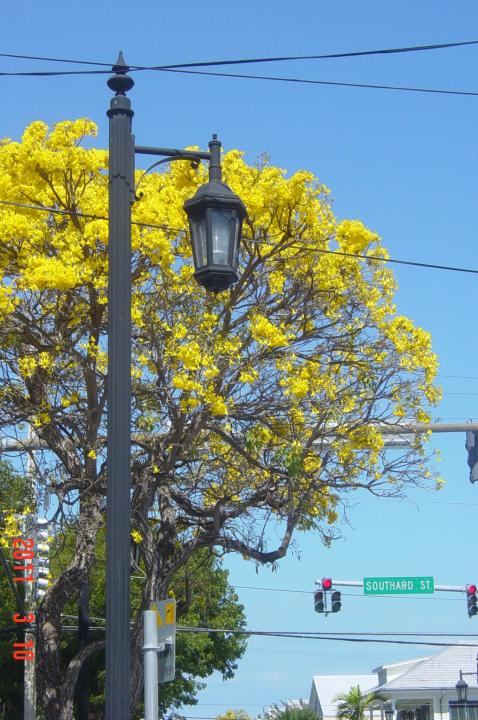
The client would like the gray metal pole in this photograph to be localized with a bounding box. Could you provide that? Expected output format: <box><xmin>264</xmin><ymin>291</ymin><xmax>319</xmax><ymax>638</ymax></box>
<box><xmin>143</xmin><ymin>611</ymin><xmax>159</xmax><ymax>720</ymax></box>
<box><xmin>77</xmin><ymin>582</ymin><xmax>90</xmax><ymax>720</ymax></box>
<box><xmin>105</xmin><ymin>52</ymin><xmax>135</xmax><ymax>720</ymax></box>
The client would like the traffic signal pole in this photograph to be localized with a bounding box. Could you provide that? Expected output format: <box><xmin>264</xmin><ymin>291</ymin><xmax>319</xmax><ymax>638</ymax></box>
<box><xmin>0</xmin><ymin>423</ymin><xmax>476</xmax><ymax>457</ymax></box>
<box><xmin>315</xmin><ymin>578</ymin><xmax>470</xmax><ymax>593</ymax></box>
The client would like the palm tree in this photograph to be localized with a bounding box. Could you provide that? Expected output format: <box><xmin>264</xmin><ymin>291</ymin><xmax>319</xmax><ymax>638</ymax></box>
<box><xmin>260</xmin><ymin>701</ymin><xmax>318</xmax><ymax>720</ymax></box>
<box><xmin>334</xmin><ymin>685</ymin><xmax>386</xmax><ymax>720</ymax></box>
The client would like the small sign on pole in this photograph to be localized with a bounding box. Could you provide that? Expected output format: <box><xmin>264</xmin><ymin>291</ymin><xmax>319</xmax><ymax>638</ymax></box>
<box><xmin>363</xmin><ymin>576</ymin><xmax>435</xmax><ymax>595</ymax></box>
<box><xmin>151</xmin><ymin>599</ymin><xmax>176</xmax><ymax>683</ymax></box>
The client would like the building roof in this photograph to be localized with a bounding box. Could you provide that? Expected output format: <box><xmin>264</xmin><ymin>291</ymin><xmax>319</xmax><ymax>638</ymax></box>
<box><xmin>372</xmin><ymin>657</ymin><xmax>430</xmax><ymax>674</ymax></box>
<box><xmin>310</xmin><ymin>675</ymin><xmax>376</xmax><ymax>717</ymax></box>
<box><xmin>375</xmin><ymin>645</ymin><xmax>478</xmax><ymax>692</ymax></box>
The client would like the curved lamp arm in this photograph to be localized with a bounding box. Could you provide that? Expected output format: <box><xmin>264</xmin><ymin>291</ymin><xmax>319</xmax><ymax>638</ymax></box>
<box><xmin>134</xmin><ymin>143</ymin><xmax>213</xmax><ymax>197</ymax></box>
<box><xmin>134</xmin><ymin>154</ymin><xmax>203</xmax><ymax>196</ymax></box>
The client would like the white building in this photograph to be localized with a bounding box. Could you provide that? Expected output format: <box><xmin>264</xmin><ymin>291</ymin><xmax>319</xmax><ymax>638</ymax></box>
<box><xmin>309</xmin><ymin>675</ymin><xmax>377</xmax><ymax>720</ymax></box>
<box><xmin>309</xmin><ymin>644</ymin><xmax>478</xmax><ymax>720</ymax></box>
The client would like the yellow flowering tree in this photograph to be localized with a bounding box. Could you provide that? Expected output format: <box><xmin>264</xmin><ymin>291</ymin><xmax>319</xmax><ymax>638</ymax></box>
<box><xmin>0</xmin><ymin>119</ymin><xmax>440</xmax><ymax>718</ymax></box>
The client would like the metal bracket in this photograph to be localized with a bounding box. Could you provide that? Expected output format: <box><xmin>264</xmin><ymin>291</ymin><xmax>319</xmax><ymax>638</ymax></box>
<box><xmin>133</xmin><ymin>148</ymin><xmax>211</xmax><ymax>196</ymax></box>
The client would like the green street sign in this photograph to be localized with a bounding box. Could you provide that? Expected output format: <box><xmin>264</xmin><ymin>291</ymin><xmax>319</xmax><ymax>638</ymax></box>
<box><xmin>363</xmin><ymin>576</ymin><xmax>434</xmax><ymax>595</ymax></box>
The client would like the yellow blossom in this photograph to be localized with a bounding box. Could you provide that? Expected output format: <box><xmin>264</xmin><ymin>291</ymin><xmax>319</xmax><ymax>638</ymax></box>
<box><xmin>131</xmin><ymin>530</ymin><xmax>143</xmax><ymax>544</ymax></box>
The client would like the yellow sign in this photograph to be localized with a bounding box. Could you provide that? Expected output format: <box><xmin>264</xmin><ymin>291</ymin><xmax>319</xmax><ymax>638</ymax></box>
<box><xmin>151</xmin><ymin>599</ymin><xmax>176</xmax><ymax>632</ymax></box>
<box><xmin>165</xmin><ymin>602</ymin><xmax>175</xmax><ymax>624</ymax></box>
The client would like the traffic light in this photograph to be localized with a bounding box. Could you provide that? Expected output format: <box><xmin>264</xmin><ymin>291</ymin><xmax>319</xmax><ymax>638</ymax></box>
<box><xmin>467</xmin><ymin>584</ymin><xmax>477</xmax><ymax>618</ymax></box>
<box><xmin>331</xmin><ymin>590</ymin><xmax>342</xmax><ymax>613</ymax></box>
<box><xmin>322</xmin><ymin>577</ymin><xmax>332</xmax><ymax>591</ymax></box>
<box><xmin>314</xmin><ymin>590</ymin><xmax>325</xmax><ymax>613</ymax></box>
<box><xmin>466</xmin><ymin>431</ymin><xmax>478</xmax><ymax>483</ymax></box>
<box><xmin>34</xmin><ymin>518</ymin><xmax>50</xmax><ymax>601</ymax></box>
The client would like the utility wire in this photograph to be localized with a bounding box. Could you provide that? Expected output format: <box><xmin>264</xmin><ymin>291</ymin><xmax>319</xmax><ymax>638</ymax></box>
<box><xmin>0</xmin><ymin>198</ymin><xmax>183</xmax><ymax>234</ymax></box>
<box><xmin>55</xmin><ymin>612</ymin><xmax>478</xmax><ymax>638</ymax></box>
<box><xmin>163</xmin><ymin>67</ymin><xmax>478</xmax><ymax>99</ymax></box>
<box><xmin>153</xmin><ymin>40</ymin><xmax>478</xmax><ymax>69</ymax></box>
<box><xmin>177</xmin><ymin>628</ymin><xmax>478</xmax><ymax>648</ymax></box>
<box><xmin>13</xmin><ymin>622</ymin><xmax>478</xmax><ymax>647</ymax></box>
<box><xmin>1</xmin><ymin>38</ymin><xmax>478</xmax><ymax>71</ymax></box>
<box><xmin>0</xmin><ymin>198</ymin><xmax>477</xmax><ymax>276</ymax></box>
<box><xmin>1</xmin><ymin>62</ymin><xmax>478</xmax><ymax>99</ymax></box>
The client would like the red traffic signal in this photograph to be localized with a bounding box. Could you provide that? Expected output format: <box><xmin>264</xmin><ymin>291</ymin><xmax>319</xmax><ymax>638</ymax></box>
<box><xmin>322</xmin><ymin>577</ymin><xmax>332</xmax><ymax>590</ymax></box>
<box><xmin>467</xmin><ymin>584</ymin><xmax>478</xmax><ymax>618</ymax></box>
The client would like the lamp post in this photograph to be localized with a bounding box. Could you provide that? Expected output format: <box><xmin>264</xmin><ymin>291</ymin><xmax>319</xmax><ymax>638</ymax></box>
<box><xmin>384</xmin><ymin>703</ymin><xmax>394</xmax><ymax>720</ymax></box>
<box><xmin>105</xmin><ymin>53</ymin><xmax>245</xmax><ymax>720</ymax></box>
<box><xmin>456</xmin><ymin>671</ymin><xmax>469</xmax><ymax>704</ymax></box>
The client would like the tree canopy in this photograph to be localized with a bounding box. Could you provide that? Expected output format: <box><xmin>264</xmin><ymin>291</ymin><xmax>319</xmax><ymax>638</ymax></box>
<box><xmin>0</xmin><ymin>521</ymin><xmax>246</xmax><ymax>720</ymax></box>
<box><xmin>0</xmin><ymin>119</ymin><xmax>440</xmax><ymax>718</ymax></box>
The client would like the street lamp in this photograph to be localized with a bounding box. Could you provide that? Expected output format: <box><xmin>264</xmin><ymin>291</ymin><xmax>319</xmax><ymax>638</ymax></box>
<box><xmin>105</xmin><ymin>52</ymin><xmax>245</xmax><ymax>720</ymax></box>
<box><xmin>456</xmin><ymin>671</ymin><xmax>469</xmax><ymax>703</ymax></box>
<box><xmin>184</xmin><ymin>134</ymin><xmax>246</xmax><ymax>292</ymax></box>
<box><xmin>384</xmin><ymin>703</ymin><xmax>394</xmax><ymax>720</ymax></box>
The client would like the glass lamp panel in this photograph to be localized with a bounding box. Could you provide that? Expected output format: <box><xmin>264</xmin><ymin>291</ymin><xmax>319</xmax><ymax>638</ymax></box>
<box><xmin>190</xmin><ymin>216</ymin><xmax>207</xmax><ymax>268</ymax></box>
<box><xmin>211</xmin><ymin>209</ymin><xmax>234</xmax><ymax>266</ymax></box>
<box><xmin>233</xmin><ymin>216</ymin><xmax>242</xmax><ymax>266</ymax></box>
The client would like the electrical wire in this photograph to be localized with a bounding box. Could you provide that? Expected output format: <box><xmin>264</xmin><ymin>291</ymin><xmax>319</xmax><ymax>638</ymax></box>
<box><xmin>56</xmin><ymin>610</ymin><xmax>478</xmax><ymax>637</ymax></box>
<box><xmin>1</xmin><ymin>61</ymin><xmax>478</xmax><ymax>99</ymax></box>
<box><xmin>0</xmin><ymin>198</ymin><xmax>477</xmax><ymax>276</ymax></box>
<box><xmin>1</xmin><ymin>38</ymin><xmax>478</xmax><ymax>72</ymax></box>
<box><xmin>0</xmin><ymin>198</ymin><xmax>184</xmax><ymax>234</ymax></box>
<box><xmin>153</xmin><ymin>40</ymin><xmax>478</xmax><ymax>69</ymax></box>
<box><xmin>162</xmin><ymin>67</ymin><xmax>478</xmax><ymax>99</ymax></box>
<box><xmin>17</xmin><ymin>622</ymin><xmax>478</xmax><ymax>647</ymax></box>
<box><xmin>177</xmin><ymin>628</ymin><xmax>478</xmax><ymax>647</ymax></box>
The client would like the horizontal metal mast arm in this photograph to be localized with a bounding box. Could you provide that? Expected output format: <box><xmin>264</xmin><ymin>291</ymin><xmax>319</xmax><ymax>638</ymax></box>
<box><xmin>316</xmin><ymin>578</ymin><xmax>468</xmax><ymax>593</ymax></box>
<box><xmin>135</xmin><ymin>145</ymin><xmax>211</xmax><ymax>160</ymax></box>
<box><xmin>378</xmin><ymin>422</ymin><xmax>478</xmax><ymax>434</ymax></box>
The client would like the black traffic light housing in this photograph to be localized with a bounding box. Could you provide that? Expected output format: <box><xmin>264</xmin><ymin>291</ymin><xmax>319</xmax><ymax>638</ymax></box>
<box><xmin>314</xmin><ymin>578</ymin><xmax>342</xmax><ymax>614</ymax></box>
<box><xmin>331</xmin><ymin>590</ymin><xmax>342</xmax><ymax>613</ymax></box>
<box><xmin>467</xmin><ymin>584</ymin><xmax>477</xmax><ymax>617</ymax></box>
<box><xmin>314</xmin><ymin>590</ymin><xmax>325</xmax><ymax>613</ymax></box>
<box><xmin>466</xmin><ymin>432</ymin><xmax>478</xmax><ymax>483</ymax></box>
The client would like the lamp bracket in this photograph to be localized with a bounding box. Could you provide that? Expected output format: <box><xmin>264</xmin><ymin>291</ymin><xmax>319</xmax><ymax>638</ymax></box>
<box><xmin>135</xmin><ymin>146</ymin><xmax>211</xmax><ymax>161</ymax></box>
<box><xmin>134</xmin><ymin>146</ymin><xmax>212</xmax><ymax>197</ymax></box>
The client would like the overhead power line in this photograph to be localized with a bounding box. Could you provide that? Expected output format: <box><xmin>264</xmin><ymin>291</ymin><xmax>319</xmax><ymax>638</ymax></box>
<box><xmin>0</xmin><ymin>198</ymin><xmax>477</xmax><ymax>276</ymax></box>
<box><xmin>163</xmin><ymin>67</ymin><xmax>478</xmax><ymax>98</ymax></box>
<box><xmin>0</xmin><ymin>198</ymin><xmax>181</xmax><ymax>234</ymax></box>
<box><xmin>178</xmin><ymin>627</ymin><xmax>478</xmax><ymax>647</ymax></box>
<box><xmin>1</xmin><ymin>38</ymin><xmax>478</xmax><ymax>71</ymax></box>
<box><xmin>8</xmin><ymin>622</ymin><xmax>478</xmax><ymax>648</ymax></box>
<box><xmin>0</xmin><ymin>40</ymin><xmax>478</xmax><ymax>100</ymax></box>
<box><xmin>1</xmin><ymin>63</ymin><xmax>477</xmax><ymax>99</ymax></box>
<box><xmin>152</xmin><ymin>39</ymin><xmax>478</xmax><ymax>69</ymax></box>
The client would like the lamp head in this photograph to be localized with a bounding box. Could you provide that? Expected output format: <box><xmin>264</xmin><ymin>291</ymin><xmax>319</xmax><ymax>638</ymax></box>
<box><xmin>456</xmin><ymin>672</ymin><xmax>469</xmax><ymax>703</ymax></box>
<box><xmin>184</xmin><ymin>178</ymin><xmax>246</xmax><ymax>292</ymax></box>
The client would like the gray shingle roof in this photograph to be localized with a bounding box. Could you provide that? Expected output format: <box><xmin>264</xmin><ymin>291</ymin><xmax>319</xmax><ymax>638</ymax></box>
<box><xmin>376</xmin><ymin>645</ymin><xmax>478</xmax><ymax>691</ymax></box>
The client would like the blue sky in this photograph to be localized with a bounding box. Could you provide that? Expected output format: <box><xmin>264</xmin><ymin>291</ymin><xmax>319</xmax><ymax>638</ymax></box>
<box><xmin>3</xmin><ymin>0</ymin><xmax>478</xmax><ymax>716</ymax></box>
